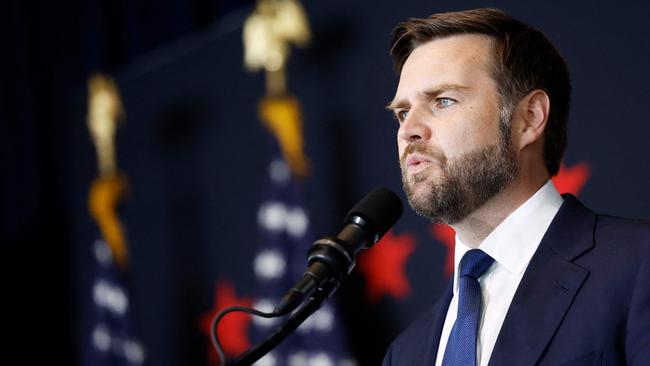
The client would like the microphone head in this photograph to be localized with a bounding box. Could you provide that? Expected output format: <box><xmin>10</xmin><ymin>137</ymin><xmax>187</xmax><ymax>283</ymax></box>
<box><xmin>345</xmin><ymin>187</ymin><xmax>403</xmax><ymax>245</ymax></box>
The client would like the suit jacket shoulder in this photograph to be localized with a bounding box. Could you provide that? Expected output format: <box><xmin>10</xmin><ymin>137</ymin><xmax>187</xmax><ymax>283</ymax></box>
<box><xmin>595</xmin><ymin>213</ymin><xmax>650</xmax><ymax>249</ymax></box>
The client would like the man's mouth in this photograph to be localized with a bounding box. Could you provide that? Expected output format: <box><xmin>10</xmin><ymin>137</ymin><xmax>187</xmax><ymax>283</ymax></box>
<box><xmin>405</xmin><ymin>153</ymin><xmax>434</xmax><ymax>175</ymax></box>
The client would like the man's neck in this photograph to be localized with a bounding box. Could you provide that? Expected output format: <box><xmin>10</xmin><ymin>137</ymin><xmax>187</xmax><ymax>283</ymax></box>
<box><xmin>451</xmin><ymin>177</ymin><xmax>548</xmax><ymax>248</ymax></box>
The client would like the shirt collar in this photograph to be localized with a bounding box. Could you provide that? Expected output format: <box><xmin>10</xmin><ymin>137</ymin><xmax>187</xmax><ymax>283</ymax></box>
<box><xmin>452</xmin><ymin>180</ymin><xmax>563</xmax><ymax>292</ymax></box>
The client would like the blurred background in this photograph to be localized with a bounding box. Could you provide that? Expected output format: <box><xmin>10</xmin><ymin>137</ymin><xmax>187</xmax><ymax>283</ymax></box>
<box><xmin>3</xmin><ymin>0</ymin><xmax>650</xmax><ymax>365</ymax></box>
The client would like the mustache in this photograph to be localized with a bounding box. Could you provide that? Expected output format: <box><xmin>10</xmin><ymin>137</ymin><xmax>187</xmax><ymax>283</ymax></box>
<box><xmin>400</xmin><ymin>142</ymin><xmax>447</xmax><ymax>168</ymax></box>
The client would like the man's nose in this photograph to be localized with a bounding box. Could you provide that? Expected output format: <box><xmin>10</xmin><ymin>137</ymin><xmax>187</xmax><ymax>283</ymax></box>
<box><xmin>398</xmin><ymin>109</ymin><xmax>431</xmax><ymax>142</ymax></box>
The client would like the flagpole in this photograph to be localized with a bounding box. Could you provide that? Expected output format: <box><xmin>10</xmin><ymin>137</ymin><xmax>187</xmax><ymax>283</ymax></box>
<box><xmin>212</xmin><ymin>1</ymin><xmax>326</xmax><ymax>363</ymax></box>
<box><xmin>84</xmin><ymin>73</ymin><xmax>147</xmax><ymax>366</ymax></box>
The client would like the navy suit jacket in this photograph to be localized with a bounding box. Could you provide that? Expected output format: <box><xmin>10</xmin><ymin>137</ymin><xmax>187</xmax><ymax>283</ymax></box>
<box><xmin>383</xmin><ymin>195</ymin><xmax>650</xmax><ymax>365</ymax></box>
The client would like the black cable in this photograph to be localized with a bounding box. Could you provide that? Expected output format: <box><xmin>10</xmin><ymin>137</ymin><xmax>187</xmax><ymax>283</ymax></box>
<box><xmin>211</xmin><ymin>305</ymin><xmax>280</xmax><ymax>365</ymax></box>
<box><xmin>211</xmin><ymin>279</ymin><xmax>339</xmax><ymax>365</ymax></box>
<box><xmin>230</xmin><ymin>281</ymin><xmax>337</xmax><ymax>365</ymax></box>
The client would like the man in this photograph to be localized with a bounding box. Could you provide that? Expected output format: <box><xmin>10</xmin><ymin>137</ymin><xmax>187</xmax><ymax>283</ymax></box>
<box><xmin>383</xmin><ymin>8</ymin><xmax>650</xmax><ymax>366</ymax></box>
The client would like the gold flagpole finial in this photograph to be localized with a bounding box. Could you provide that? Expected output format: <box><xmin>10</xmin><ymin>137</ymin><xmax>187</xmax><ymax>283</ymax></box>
<box><xmin>243</xmin><ymin>0</ymin><xmax>311</xmax><ymax>96</ymax></box>
<box><xmin>87</xmin><ymin>73</ymin><xmax>124</xmax><ymax>177</ymax></box>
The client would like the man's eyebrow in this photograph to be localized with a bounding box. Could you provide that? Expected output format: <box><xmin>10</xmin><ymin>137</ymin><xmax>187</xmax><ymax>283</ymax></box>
<box><xmin>386</xmin><ymin>84</ymin><xmax>469</xmax><ymax>111</ymax></box>
<box><xmin>421</xmin><ymin>84</ymin><xmax>469</xmax><ymax>98</ymax></box>
<box><xmin>385</xmin><ymin>99</ymin><xmax>408</xmax><ymax>111</ymax></box>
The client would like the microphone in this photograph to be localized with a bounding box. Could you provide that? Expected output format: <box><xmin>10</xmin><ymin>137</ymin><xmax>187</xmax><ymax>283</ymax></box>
<box><xmin>274</xmin><ymin>187</ymin><xmax>403</xmax><ymax>315</ymax></box>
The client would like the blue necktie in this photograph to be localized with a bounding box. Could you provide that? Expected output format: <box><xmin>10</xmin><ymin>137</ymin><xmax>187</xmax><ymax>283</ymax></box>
<box><xmin>441</xmin><ymin>249</ymin><xmax>495</xmax><ymax>366</ymax></box>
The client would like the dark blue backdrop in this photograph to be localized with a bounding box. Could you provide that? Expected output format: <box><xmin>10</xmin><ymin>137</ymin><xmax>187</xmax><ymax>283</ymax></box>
<box><xmin>3</xmin><ymin>1</ymin><xmax>650</xmax><ymax>365</ymax></box>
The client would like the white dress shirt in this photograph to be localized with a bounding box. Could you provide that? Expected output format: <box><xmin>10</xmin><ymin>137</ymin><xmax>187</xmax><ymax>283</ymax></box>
<box><xmin>434</xmin><ymin>180</ymin><xmax>564</xmax><ymax>366</ymax></box>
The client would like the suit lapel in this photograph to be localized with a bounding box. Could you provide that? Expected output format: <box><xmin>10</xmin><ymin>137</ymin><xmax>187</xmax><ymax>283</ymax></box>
<box><xmin>424</xmin><ymin>280</ymin><xmax>453</xmax><ymax>364</ymax></box>
<box><xmin>488</xmin><ymin>195</ymin><xmax>596</xmax><ymax>366</ymax></box>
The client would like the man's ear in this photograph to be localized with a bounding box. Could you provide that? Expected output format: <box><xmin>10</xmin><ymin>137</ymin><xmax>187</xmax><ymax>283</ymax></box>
<box><xmin>516</xmin><ymin>89</ymin><xmax>550</xmax><ymax>150</ymax></box>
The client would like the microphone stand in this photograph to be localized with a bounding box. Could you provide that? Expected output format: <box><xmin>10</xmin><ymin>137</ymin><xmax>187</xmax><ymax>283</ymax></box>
<box><xmin>227</xmin><ymin>280</ymin><xmax>340</xmax><ymax>365</ymax></box>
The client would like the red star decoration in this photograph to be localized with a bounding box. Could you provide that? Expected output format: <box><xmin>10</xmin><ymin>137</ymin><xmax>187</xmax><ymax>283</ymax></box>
<box><xmin>199</xmin><ymin>280</ymin><xmax>253</xmax><ymax>365</ymax></box>
<box><xmin>431</xmin><ymin>224</ymin><xmax>456</xmax><ymax>279</ymax></box>
<box><xmin>552</xmin><ymin>162</ymin><xmax>591</xmax><ymax>195</ymax></box>
<box><xmin>357</xmin><ymin>230</ymin><xmax>416</xmax><ymax>303</ymax></box>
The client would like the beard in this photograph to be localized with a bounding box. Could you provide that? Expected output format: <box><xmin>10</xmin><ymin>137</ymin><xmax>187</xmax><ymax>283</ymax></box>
<box><xmin>400</xmin><ymin>118</ymin><xmax>518</xmax><ymax>225</ymax></box>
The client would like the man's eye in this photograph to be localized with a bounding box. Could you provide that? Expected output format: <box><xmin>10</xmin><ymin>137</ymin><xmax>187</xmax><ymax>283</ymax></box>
<box><xmin>397</xmin><ymin>110</ymin><xmax>409</xmax><ymax>121</ymax></box>
<box><xmin>436</xmin><ymin>98</ymin><xmax>456</xmax><ymax>108</ymax></box>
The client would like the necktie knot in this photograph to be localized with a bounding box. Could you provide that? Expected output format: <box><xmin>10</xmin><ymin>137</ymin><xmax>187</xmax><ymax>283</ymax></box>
<box><xmin>459</xmin><ymin>249</ymin><xmax>494</xmax><ymax>279</ymax></box>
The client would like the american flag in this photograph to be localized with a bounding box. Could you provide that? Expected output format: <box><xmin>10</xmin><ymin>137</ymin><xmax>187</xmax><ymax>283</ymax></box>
<box><xmin>82</xmin><ymin>237</ymin><xmax>147</xmax><ymax>366</ymax></box>
<box><xmin>248</xmin><ymin>136</ymin><xmax>357</xmax><ymax>366</ymax></box>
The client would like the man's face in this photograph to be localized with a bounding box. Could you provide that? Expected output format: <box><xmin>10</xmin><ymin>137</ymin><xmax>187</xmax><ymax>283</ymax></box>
<box><xmin>389</xmin><ymin>34</ymin><xmax>518</xmax><ymax>224</ymax></box>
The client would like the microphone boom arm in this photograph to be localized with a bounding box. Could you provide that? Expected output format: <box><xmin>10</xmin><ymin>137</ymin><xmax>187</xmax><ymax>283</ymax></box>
<box><xmin>227</xmin><ymin>280</ymin><xmax>340</xmax><ymax>365</ymax></box>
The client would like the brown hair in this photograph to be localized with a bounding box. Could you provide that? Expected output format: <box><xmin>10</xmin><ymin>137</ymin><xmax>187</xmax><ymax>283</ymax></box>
<box><xmin>390</xmin><ymin>8</ymin><xmax>570</xmax><ymax>176</ymax></box>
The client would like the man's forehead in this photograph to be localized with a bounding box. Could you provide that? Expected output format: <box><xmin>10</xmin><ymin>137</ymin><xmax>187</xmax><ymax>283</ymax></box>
<box><xmin>406</xmin><ymin>34</ymin><xmax>495</xmax><ymax>72</ymax></box>
<box><xmin>392</xmin><ymin>34</ymin><xmax>496</xmax><ymax>100</ymax></box>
